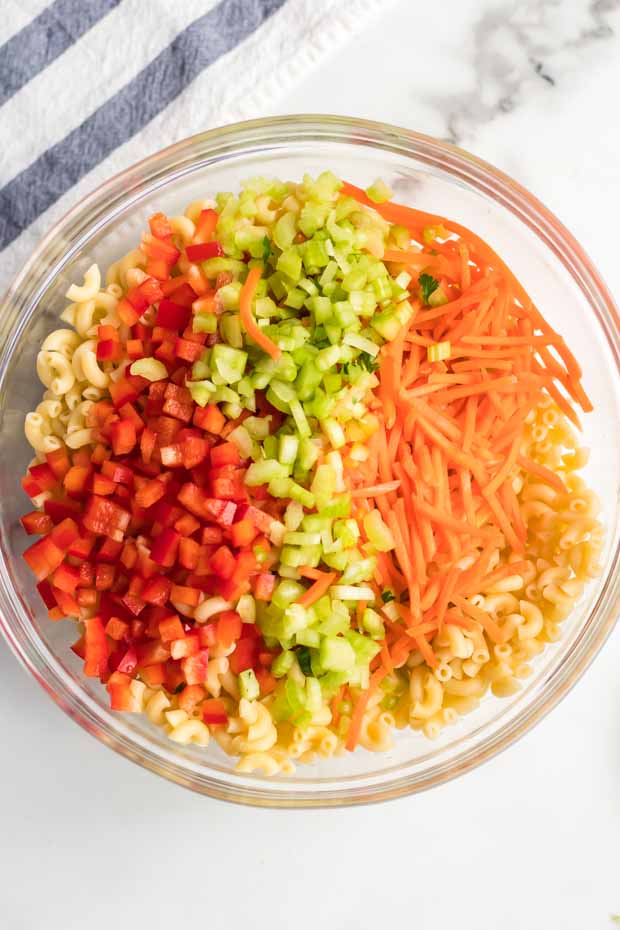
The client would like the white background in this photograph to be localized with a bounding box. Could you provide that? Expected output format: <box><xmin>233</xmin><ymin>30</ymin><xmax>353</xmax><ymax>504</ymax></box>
<box><xmin>2</xmin><ymin>2</ymin><xmax>620</xmax><ymax>928</ymax></box>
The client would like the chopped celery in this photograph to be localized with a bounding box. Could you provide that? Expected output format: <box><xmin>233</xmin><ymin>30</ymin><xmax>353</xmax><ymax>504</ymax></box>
<box><xmin>278</xmin><ymin>434</ymin><xmax>299</xmax><ymax>465</ymax></box>
<box><xmin>284</xmin><ymin>500</ymin><xmax>304</xmax><ymax>531</ymax></box>
<box><xmin>239</xmin><ymin>668</ymin><xmax>259</xmax><ymax>701</ymax></box>
<box><xmin>187</xmin><ymin>379</ymin><xmax>216</xmax><ymax>406</ymax></box>
<box><xmin>274</xmin><ymin>212</ymin><xmax>297</xmax><ymax>251</ymax></box>
<box><xmin>271</xmin><ymin>580</ymin><xmax>306</xmax><ymax>609</ymax></box>
<box><xmin>320</xmin><ymin>636</ymin><xmax>356</xmax><ymax>672</ymax></box>
<box><xmin>211</xmin><ymin>344</ymin><xmax>247</xmax><ymax>383</ymax></box>
<box><xmin>272</xmin><ymin>650</ymin><xmax>295</xmax><ymax>678</ymax></box>
<box><xmin>277</xmin><ymin>248</ymin><xmax>302</xmax><ymax>282</ymax></box>
<box><xmin>219</xmin><ymin>313</ymin><xmax>243</xmax><ymax>348</ymax></box>
<box><xmin>283</xmin><ymin>531</ymin><xmax>322</xmax><ymax>546</ymax></box>
<box><xmin>245</xmin><ymin>459</ymin><xmax>289</xmax><ymax>486</ymax></box>
<box><xmin>362</xmin><ymin>608</ymin><xmax>385</xmax><ymax>639</ymax></box>
<box><xmin>366</xmin><ymin>178</ymin><xmax>393</xmax><ymax>204</ymax></box>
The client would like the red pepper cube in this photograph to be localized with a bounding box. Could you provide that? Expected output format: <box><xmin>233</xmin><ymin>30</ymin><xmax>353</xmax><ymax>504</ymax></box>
<box><xmin>163</xmin><ymin>383</ymin><xmax>193</xmax><ymax>423</ymax></box>
<box><xmin>109</xmin><ymin>375</ymin><xmax>147</xmax><ymax>409</ymax></box>
<box><xmin>140</xmin><ymin>427</ymin><xmax>157</xmax><ymax>464</ymax></box>
<box><xmin>177</xmin><ymin>683</ymin><xmax>206</xmax><ymax>714</ymax></box>
<box><xmin>235</xmin><ymin>504</ymin><xmax>274</xmax><ymax>535</ymax></box>
<box><xmin>174</xmin><ymin>337</ymin><xmax>204</xmax><ymax>363</ymax></box>
<box><xmin>181</xmin><ymin>436</ymin><xmax>208</xmax><ymax>469</ymax></box>
<box><xmin>230</xmin><ymin>518</ymin><xmax>259</xmax><ymax>549</ymax></box>
<box><xmin>49</xmin><ymin>517</ymin><xmax>80</xmax><ymax>550</ymax></box>
<box><xmin>96</xmin><ymin>338</ymin><xmax>121</xmax><ymax>362</ymax></box>
<box><xmin>170</xmin><ymin>635</ymin><xmax>200</xmax><ymax>660</ymax></box>
<box><xmin>202</xmin><ymin>697</ymin><xmax>228</xmax><ymax>725</ymax></box>
<box><xmin>63</xmin><ymin>464</ymin><xmax>91</xmax><ymax>498</ymax></box>
<box><xmin>134</xmin><ymin>478</ymin><xmax>166</xmax><ymax>509</ymax></box>
<box><xmin>159</xmin><ymin>614</ymin><xmax>185</xmax><ymax>642</ymax></box>
<box><xmin>91</xmin><ymin>472</ymin><xmax>116</xmax><ymax>496</ymax></box>
<box><xmin>155</xmin><ymin>298</ymin><xmax>190</xmax><ymax>332</ymax></box>
<box><xmin>138</xmin><ymin>275</ymin><xmax>165</xmax><ymax>306</ymax></box>
<box><xmin>178</xmin><ymin>482</ymin><xmax>208</xmax><ymax>520</ymax></box>
<box><xmin>97</xmin><ymin>538</ymin><xmax>124</xmax><ymax>563</ymax></box>
<box><xmin>101</xmin><ymin>459</ymin><xmax>134</xmax><ymax>486</ymax></box>
<box><xmin>159</xmin><ymin>443</ymin><xmax>184</xmax><ymax>467</ymax></box>
<box><xmin>126</xmin><ymin>338</ymin><xmax>144</xmax><ymax>360</ymax></box>
<box><xmin>105</xmin><ymin>617</ymin><xmax>130</xmax><ymax>641</ymax></box>
<box><xmin>216</xmin><ymin>611</ymin><xmax>242</xmax><ymax>649</ymax></box>
<box><xmin>45</xmin><ymin>447</ymin><xmax>71</xmax><ymax>481</ymax></box>
<box><xmin>181</xmin><ymin>648</ymin><xmax>210</xmax><ymax>686</ymax></box>
<box><xmin>78</xmin><ymin>561</ymin><xmax>95</xmax><ymax>587</ymax></box>
<box><xmin>95</xmin><ymin>563</ymin><xmax>115</xmax><ymax>591</ymax></box>
<box><xmin>77</xmin><ymin>588</ymin><xmax>97</xmax><ymax>608</ymax></box>
<box><xmin>142</xmin><ymin>575</ymin><xmax>172</xmax><ymax>606</ymax></box>
<box><xmin>211</xmin><ymin>477</ymin><xmax>246</xmax><ymax>501</ymax></box>
<box><xmin>197</xmin><ymin>623</ymin><xmax>217</xmax><ymax>648</ymax></box>
<box><xmin>210</xmin><ymin>442</ymin><xmax>241</xmax><ymax>468</ymax></box>
<box><xmin>139</xmin><ymin>663</ymin><xmax>166</xmax><ymax>686</ymax></box>
<box><xmin>28</xmin><ymin>462</ymin><xmax>58</xmax><ymax>491</ymax></box>
<box><xmin>116</xmin><ymin>647</ymin><xmax>139</xmax><ymax>676</ymax></box>
<box><xmin>68</xmin><ymin>532</ymin><xmax>95</xmax><ymax>559</ymax></box>
<box><xmin>203</xmin><ymin>499</ymin><xmax>237</xmax><ymax>527</ymax></box>
<box><xmin>120</xmin><ymin>540</ymin><xmax>138</xmax><ymax>571</ymax></box>
<box><xmin>141</xmin><ymin>232</ymin><xmax>180</xmax><ymax>265</ymax></box>
<box><xmin>51</xmin><ymin>562</ymin><xmax>80</xmax><ymax>594</ymax></box>
<box><xmin>256</xmin><ymin>667</ymin><xmax>277</xmax><ymax>696</ymax></box>
<box><xmin>211</xmin><ymin>545</ymin><xmax>236</xmax><ymax>579</ymax></box>
<box><xmin>36</xmin><ymin>578</ymin><xmax>57</xmax><ymax>609</ymax></box>
<box><xmin>119</xmin><ymin>402</ymin><xmax>145</xmax><ymax>433</ymax></box>
<box><xmin>83</xmin><ymin>617</ymin><xmax>109</xmax><ymax>679</ymax></box>
<box><xmin>149</xmin><ymin>212</ymin><xmax>174</xmax><ymax>240</ymax></box>
<box><xmin>185</xmin><ymin>241</ymin><xmax>224</xmax><ymax>262</ymax></box>
<box><xmin>229</xmin><ymin>638</ymin><xmax>258</xmax><ymax>675</ymax></box>
<box><xmin>169</xmin><ymin>282</ymin><xmax>198</xmax><ymax>307</ymax></box>
<box><xmin>193</xmin><ymin>209</ymin><xmax>219</xmax><ymax>243</ymax></box>
<box><xmin>193</xmin><ymin>403</ymin><xmax>225</xmax><ymax>436</ymax></box>
<box><xmin>149</xmin><ymin>414</ymin><xmax>181</xmax><ymax>446</ymax></box>
<box><xmin>110</xmin><ymin>419</ymin><xmax>137</xmax><ymax>456</ymax></box>
<box><xmin>51</xmin><ymin>586</ymin><xmax>81</xmax><ymax>617</ymax></box>
<box><xmin>83</xmin><ymin>495</ymin><xmax>131</xmax><ymax>542</ymax></box>
<box><xmin>169</xmin><ymin>584</ymin><xmax>201</xmax><ymax>607</ymax></box>
<box><xmin>201</xmin><ymin>525</ymin><xmax>223</xmax><ymax>545</ymax></box>
<box><xmin>121</xmin><ymin>592</ymin><xmax>146</xmax><ymax>616</ymax></box>
<box><xmin>174</xmin><ymin>511</ymin><xmax>201</xmax><ymax>537</ymax></box>
<box><xmin>20</xmin><ymin>511</ymin><xmax>53</xmax><ymax>536</ymax></box>
<box><xmin>107</xmin><ymin>671</ymin><xmax>141</xmax><ymax>711</ymax></box>
<box><xmin>150</xmin><ymin>527</ymin><xmax>181</xmax><ymax>567</ymax></box>
<box><xmin>178</xmin><ymin>537</ymin><xmax>201</xmax><ymax>570</ymax></box>
<box><xmin>253</xmin><ymin>572</ymin><xmax>276</xmax><ymax>601</ymax></box>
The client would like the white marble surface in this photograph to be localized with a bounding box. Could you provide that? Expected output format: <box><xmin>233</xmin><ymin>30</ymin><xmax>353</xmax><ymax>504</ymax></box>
<box><xmin>2</xmin><ymin>2</ymin><xmax>620</xmax><ymax>928</ymax></box>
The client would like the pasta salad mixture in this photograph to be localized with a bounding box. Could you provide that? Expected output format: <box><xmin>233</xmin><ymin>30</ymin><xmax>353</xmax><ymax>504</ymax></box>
<box><xmin>20</xmin><ymin>173</ymin><xmax>603</xmax><ymax>776</ymax></box>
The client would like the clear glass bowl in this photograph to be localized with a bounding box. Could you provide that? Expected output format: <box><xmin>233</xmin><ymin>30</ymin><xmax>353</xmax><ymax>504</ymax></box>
<box><xmin>1</xmin><ymin>116</ymin><xmax>618</xmax><ymax>807</ymax></box>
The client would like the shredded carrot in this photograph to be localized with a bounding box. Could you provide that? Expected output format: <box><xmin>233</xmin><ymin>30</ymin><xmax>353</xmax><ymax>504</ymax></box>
<box><xmin>297</xmin><ymin>571</ymin><xmax>338</xmax><ymax>607</ymax></box>
<box><xmin>345</xmin><ymin>667</ymin><xmax>389</xmax><ymax>751</ymax></box>
<box><xmin>351</xmin><ymin>480</ymin><xmax>401</xmax><ymax>498</ymax></box>
<box><xmin>239</xmin><ymin>267</ymin><xmax>281</xmax><ymax>360</ymax></box>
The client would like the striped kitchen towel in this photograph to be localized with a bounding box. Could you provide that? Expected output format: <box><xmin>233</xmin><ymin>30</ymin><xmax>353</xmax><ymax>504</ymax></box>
<box><xmin>0</xmin><ymin>0</ymin><xmax>384</xmax><ymax>292</ymax></box>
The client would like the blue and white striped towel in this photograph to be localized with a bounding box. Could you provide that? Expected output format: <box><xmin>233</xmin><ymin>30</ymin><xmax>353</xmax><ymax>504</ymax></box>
<box><xmin>0</xmin><ymin>0</ymin><xmax>383</xmax><ymax>292</ymax></box>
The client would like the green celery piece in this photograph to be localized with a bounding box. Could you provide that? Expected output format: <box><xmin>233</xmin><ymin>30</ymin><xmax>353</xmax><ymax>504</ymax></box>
<box><xmin>345</xmin><ymin>629</ymin><xmax>381</xmax><ymax>666</ymax></box>
<box><xmin>192</xmin><ymin>353</ymin><xmax>211</xmax><ymax>379</ymax></box>
<box><xmin>295</xmin><ymin>361</ymin><xmax>323</xmax><ymax>401</ymax></box>
<box><xmin>320</xmin><ymin>636</ymin><xmax>356</xmax><ymax>672</ymax></box>
<box><xmin>211</xmin><ymin>344</ymin><xmax>247</xmax><ymax>383</ymax></box>
<box><xmin>193</xmin><ymin>313</ymin><xmax>218</xmax><ymax>334</ymax></box>
<box><xmin>303</xmin><ymin>238</ymin><xmax>330</xmax><ymax>270</ymax></box>
<box><xmin>321</xmin><ymin>494</ymin><xmax>351</xmax><ymax>518</ymax></box>
<box><xmin>295</xmin><ymin>629</ymin><xmax>321</xmax><ymax>649</ymax></box>
<box><xmin>219</xmin><ymin>312</ymin><xmax>243</xmax><ymax>348</ymax></box>
<box><xmin>305</xmin><ymin>295</ymin><xmax>332</xmax><ymax>323</ymax></box>
<box><xmin>271</xmin><ymin>650</ymin><xmax>295</xmax><ymax>678</ymax></box>
<box><xmin>277</xmin><ymin>247</ymin><xmax>302</xmax><ymax>282</ymax></box>
<box><xmin>271</xmin><ymin>579</ymin><xmax>306</xmax><ymax>609</ymax></box>
<box><xmin>321</xmin><ymin>549</ymin><xmax>350</xmax><ymax>572</ymax></box>
<box><xmin>245</xmin><ymin>459</ymin><xmax>289</xmax><ymax>486</ymax></box>
<box><xmin>278</xmin><ymin>434</ymin><xmax>299</xmax><ymax>466</ymax></box>
<box><xmin>186</xmin><ymin>380</ymin><xmax>215</xmax><ymax>407</ymax></box>
<box><xmin>238</xmin><ymin>668</ymin><xmax>260</xmax><ymax>700</ymax></box>
<box><xmin>340</xmin><ymin>556</ymin><xmax>376</xmax><ymax>584</ymax></box>
<box><xmin>283</xmin><ymin>288</ymin><xmax>306</xmax><ymax>310</ymax></box>
<box><xmin>298</xmin><ymin>437</ymin><xmax>319</xmax><ymax>471</ymax></box>
<box><xmin>311</xmin><ymin>463</ymin><xmax>336</xmax><ymax>511</ymax></box>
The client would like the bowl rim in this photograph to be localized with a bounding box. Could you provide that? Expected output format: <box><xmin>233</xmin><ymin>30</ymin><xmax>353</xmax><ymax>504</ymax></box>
<box><xmin>1</xmin><ymin>114</ymin><xmax>619</xmax><ymax>807</ymax></box>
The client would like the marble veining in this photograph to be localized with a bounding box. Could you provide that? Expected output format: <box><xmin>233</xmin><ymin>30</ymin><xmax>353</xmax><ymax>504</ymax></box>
<box><xmin>432</xmin><ymin>0</ymin><xmax>620</xmax><ymax>144</ymax></box>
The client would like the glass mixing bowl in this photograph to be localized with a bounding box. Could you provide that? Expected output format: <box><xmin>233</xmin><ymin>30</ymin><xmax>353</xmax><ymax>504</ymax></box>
<box><xmin>0</xmin><ymin>116</ymin><xmax>618</xmax><ymax>807</ymax></box>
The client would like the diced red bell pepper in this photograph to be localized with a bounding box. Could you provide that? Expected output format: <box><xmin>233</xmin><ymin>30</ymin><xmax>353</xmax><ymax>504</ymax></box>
<box><xmin>84</xmin><ymin>617</ymin><xmax>108</xmax><ymax>678</ymax></box>
<box><xmin>45</xmin><ymin>447</ymin><xmax>71</xmax><ymax>480</ymax></box>
<box><xmin>78</xmin><ymin>561</ymin><xmax>95</xmax><ymax>587</ymax></box>
<box><xmin>178</xmin><ymin>537</ymin><xmax>201</xmax><ymax>570</ymax></box>
<box><xmin>136</xmin><ymin>640</ymin><xmax>171</xmax><ymax>668</ymax></box>
<box><xmin>77</xmin><ymin>588</ymin><xmax>97</xmax><ymax>608</ymax></box>
<box><xmin>210</xmin><ymin>442</ymin><xmax>241</xmax><ymax>468</ymax></box>
<box><xmin>91</xmin><ymin>472</ymin><xmax>116</xmax><ymax>496</ymax></box>
<box><xmin>51</xmin><ymin>562</ymin><xmax>80</xmax><ymax>594</ymax></box>
<box><xmin>178</xmin><ymin>482</ymin><xmax>208</xmax><ymax>520</ymax></box>
<box><xmin>107</xmin><ymin>671</ymin><xmax>141</xmax><ymax>711</ymax></box>
<box><xmin>28</xmin><ymin>462</ymin><xmax>58</xmax><ymax>491</ymax></box>
<box><xmin>97</xmin><ymin>537</ymin><xmax>124</xmax><ymax>563</ymax></box>
<box><xmin>201</xmin><ymin>525</ymin><xmax>223</xmax><ymax>545</ymax></box>
<box><xmin>142</xmin><ymin>575</ymin><xmax>172</xmax><ymax>606</ymax></box>
<box><xmin>235</xmin><ymin>503</ymin><xmax>275</xmax><ymax>534</ymax></box>
<box><xmin>211</xmin><ymin>545</ymin><xmax>236</xmax><ymax>579</ymax></box>
<box><xmin>140</xmin><ymin>427</ymin><xmax>156</xmax><ymax>464</ymax></box>
<box><xmin>21</xmin><ymin>475</ymin><xmax>43</xmax><ymax>498</ymax></box>
<box><xmin>116</xmin><ymin>647</ymin><xmax>139</xmax><ymax>675</ymax></box>
<box><xmin>181</xmin><ymin>648</ymin><xmax>209</xmax><ymax>686</ymax></box>
<box><xmin>121</xmin><ymin>592</ymin><xmax>146</xmax><ymax>616</ymax></box>
<box><xmin>134</xmin><ymin>478</ymin><xmax>166</xmax><ymax>509</ymax></box>
<box><xmin>193</xmin><ymin>209</ymin><xmax>219</xmax><ymax>243</ymax></box>
<box><xmin>211</xmin><ymin>477</ymin><xmax>247</xmax><ymax>501</ymax></box>
<box><xmin>43</xmin><ymin>498</ymin><xmax>80</xmax><ymax>526</ymax></box>
<box><xmin>155</xmin><ymin>298</ymin><xmax>190</xmax><ymax>332</ymax></box>
<box><xmin>95</xmin><ymin>563</ymin><xmax>115</xmax><ymax>591</ymax></box>
<box><xmin>193</xmin><ymin>403</ymin><xmax>225</xmax><ymax>435</ymax></box>
<box><xmin>149</xmin><ymin>212</ymin><xmax>174</xmax><ymax>240</ymax></box>
<box><xmin>101</xmin><ymin>459</ymin><xmax>134</xmax><ymax>486</ymax></box>
<box><xmin>174</xmin><ymin>337</ymin><xmax>204</xmax><ymax>363</ymax></box>
<box><xmin>169</xmin><ymin>584</ymin><xmax>201</xmax><ymax>607</ymax></box>
<box><xmin>20</xmin><ymin>511</ymin><xmax>54</xmax><ymax>535</ymax></box>
<box><xmin>70</xmin><ymin>634</ymin><xmax>86</xmax><ymax>659</ymax></box>
<box><xmin>204</xmin><ymin>499</ymin><xmax>237</xmax><ymax>526</ymax></box>
<box><xmin>139</xmin><ymin>663</ymin><xmax>166</xmax><ymax>686</ymax></box>
<box><xmin>109</xmin><ymin>375</ymin><xmax>147</xmax><ymax>409</ymax></box>
<box><xmin>149</xmin><ymin>415</ymin><xmax>181</xmax><ymax>446</ymax></box>
<box><xmin>49</xmin><ymin>517</ymin><xmax>80</xmax><ymax>550</ymax></box>
<box><xmin>185</xmin><ymin>241</ymin><xmax>224</xmax><ymax>262</ymax></box>
<box><xmin>96</xmin><ymin>338</ymin><xmax>121</xmax><ymax>362</ymax></box>
<box><xmin>36</xmin><ymin>578</ymin><xmax>57</xmax><ymax>609</ymax></box>
<box><xmin>159</xmin><ymin>614</ymin><xmax>185</xmax><ymax>642</ymax></box>
<box><xmin>151</xmin><ymin>527</ymin><xmax>181</xmax><ymax>567</ymax></box>
<box><xmin>120</xmin><ymin>540</ymin><xmax>138</xmax><ymax>571</ymax></box>
<box><xmin>168</xmin><ymin>282</ymin><xmax>198</xmax><ymax>307</ymax></box>
<box><xmin>229</xmin><ymin>638</ymin><xmax>258</xmax><ymax>675</ymax></box>
<box><xmin>83</xmin><ymin>495</ymin><xmax>130</xmax><ymax>541</ymax></box>
<box><xmin>63</xmin><ymin>464</ymin><xmax>91</xmax><ymax>498</ymax></box>
<box><xmin>230</xmin><ymin>518</ymin><xmax>259</xmax><ymax>548</ymax></box>
<box><xmin>159</xmin><ymin>443</ymin><xmax>184</xmax><ymax>467</ymax></box>
<box><xmin>117</xmin><ymin>298</ymin><xmax>140</xmax><ymax>326</ymax></box>
<box><xmin>162</xmin><ymin>383</ymin><xmax>193</xmax><ymax>423</ymax></box>
<box><xmin>69</xmin><ymin>533</ymin><xmax>96</xmax><ymax>560</ymax></box>
<box><xmin>253</xmin><ymin>572</ymin><xmax>276</xmax><ymax>601</ymax></box>
<box><xmin>177</xmin><ymin>683</ymin><xmax>206</xmax><ymax>714</ymax></box>
<box><xmin>174</xmin><ymin>512</ymin><xmax>201</xmax><ymax>537</ymax></box>
<box><xmin>197</xmin><ymin>623</ymin><xmax>217</xmax><ymax>648</ymax></box>
<box><xmin>216</xmin><ymin>611</ymin><xmax>242</xmax><ymax>649</ymax></box>
<box><xmin>202</xmin><ymin>698</ymin><xmax>228</xmax><ymax>725</ymax></box>
<box><xmin>256</xmin><ymin>667</ymin><xmax>277</xmax><ymax>696</ymax></box>
<box><xmin>141</xmin><ymin>233</ymin><xmax>180</xmax><ymax>265</ymax></box>
<box><xmin>105</xmin><ymin>617</ymin><xmax>129</xmax><ymax>641</ymax></box>
<box><xmin>110</xmin><ymin>419</ymin><xmax>137</xmax><ymax>456</ymax></box>
<box><xmin>126</xmin><ymin>338</ymin><xmax>145</xmax><ymax>360</ymax></box>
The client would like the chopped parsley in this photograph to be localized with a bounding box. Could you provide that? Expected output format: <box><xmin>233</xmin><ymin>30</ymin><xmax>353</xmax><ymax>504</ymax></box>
<box><xmin>174</xmin><ymin>682</ymin><xmax>186</xmax><ymax>694</ymax></box>
<box><xmin>358</xmin><ymin>351</ymin><xmax>379</xmax><ymax>373</ymax></box>
<box><xmin>418</xmin><ymin>273</ymin><xmax>440</xmax><ymax>305</ymax></box>
<box><xmin>381</xmin><ymin>588</ymin><xmax>395</xmax><ymax>603</ymax></box>
<box><xmin>262</xmin><ymin>235</ymin><xmax>271</xmax><ymax>263</ymax></box>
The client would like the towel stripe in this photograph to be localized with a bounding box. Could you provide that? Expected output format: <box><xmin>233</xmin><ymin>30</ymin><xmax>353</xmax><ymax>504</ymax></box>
<box><xmin>0</xmin><ymin>0</ymin><xmax>123</xmax><ymax>108</ymax></box>
<box><xmin>0</xmin><ymin>0</ymin><xmax>286</xmax><ymax>251</ymax></box>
